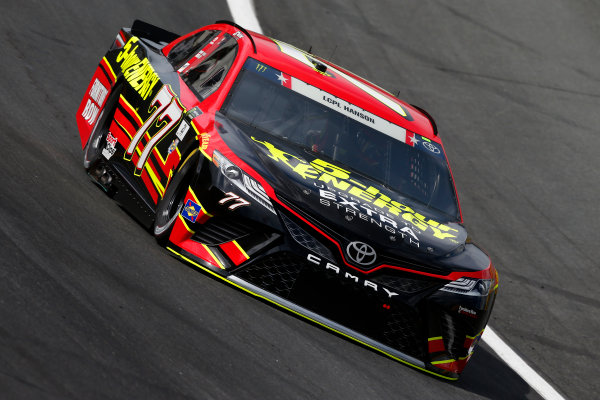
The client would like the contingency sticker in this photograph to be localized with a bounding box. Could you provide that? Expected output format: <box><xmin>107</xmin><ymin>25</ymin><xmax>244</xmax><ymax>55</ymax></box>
<box><xmin>182</xmin><ymin>199</ymin><xmax>202</xmax><ymax>223</ymax></box>
<box><xmin>102</xmin><ymin>132</ymin><xmax>118</xmax><ymax>160</ymax></box>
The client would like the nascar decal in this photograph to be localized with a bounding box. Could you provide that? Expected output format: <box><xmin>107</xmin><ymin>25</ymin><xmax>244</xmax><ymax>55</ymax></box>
<box><xmin>251</xmin><ymin>137</ymin><xmax>460</xmax><ymax>242</ymax></box>
<box><xmin>271</xmin><ymin>40</ymin><xmax>412</xmax><ymax>121</ymax></box>
<box><xmin>245</xmin><ymin>59</ymin><xmax>412</xmax><ymax>145</ymax></box>
<box><xmin>116</xmin><ymin>37</ymin><xmax>160</xmax><ymax>100</ymax></box>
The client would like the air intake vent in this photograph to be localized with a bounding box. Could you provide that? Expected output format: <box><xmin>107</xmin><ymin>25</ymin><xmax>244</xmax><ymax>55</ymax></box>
<box><xmin>280</xmin><ymin>213</ymin><xmax>334</xmax><ymax>261</ymax></box>
<box><xmin>192</xmin><ymin>217</ymin><xmax>255</xmax><ymax>245</ymax></box>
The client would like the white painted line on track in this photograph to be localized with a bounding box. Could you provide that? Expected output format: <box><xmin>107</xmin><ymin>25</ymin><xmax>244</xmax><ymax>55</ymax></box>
<box><xmin>226</xmin><ymin>0</ymin><xmax>263</xmax><ymax>34</ymax></box>
<box><xmin>482</xmin><ymin>327</ymin><xmax>565</xmax><ymax>400</ymax></box>
<box><xmin>226</xmin><ymin>1</ymin><xmax>565</xmax><ymax>399</ymax></box>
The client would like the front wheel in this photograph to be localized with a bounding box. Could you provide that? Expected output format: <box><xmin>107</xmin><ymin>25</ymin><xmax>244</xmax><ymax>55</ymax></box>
<box><xmin>153</xmin><ymin>150</ymin><xmax>200</xmax><ymax>245</ymax></box>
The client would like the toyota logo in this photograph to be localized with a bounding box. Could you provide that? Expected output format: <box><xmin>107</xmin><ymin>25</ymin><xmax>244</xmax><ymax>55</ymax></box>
<box><xmin>422</xmin><ymin>142</ymin><xmax>441</xmax><ymax>154</ymax></box>
<box><xmin>346</xmin><ymin>241</ymin><xmax>377</xmax><ymax>266</ymax></box>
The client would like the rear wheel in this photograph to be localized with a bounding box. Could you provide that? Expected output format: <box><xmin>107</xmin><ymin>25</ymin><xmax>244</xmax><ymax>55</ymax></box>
<box><xmin>153</xmin><ymin>150</ymin><xmax>200</xmax><ymax>245</ymax></box>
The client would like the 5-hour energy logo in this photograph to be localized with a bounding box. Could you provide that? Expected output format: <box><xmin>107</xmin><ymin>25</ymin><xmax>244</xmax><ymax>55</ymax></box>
<box><xmin>251</xmin><ymin>137</ymin><xmax>460</xmax><ymax>243</ymax></box>
<box><xmin>116</xmin><ymin>37</ymin><xmax>160</xmax><ymax>100</ymax></box>
<box><xmin>319</xmin><ymin>188</ymin><xmax>421</xmax><ymax>247</ymax></box>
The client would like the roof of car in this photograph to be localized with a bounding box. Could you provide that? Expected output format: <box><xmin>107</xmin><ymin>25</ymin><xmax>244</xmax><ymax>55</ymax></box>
<box><xmin>163</xmin><ymin>22</ymin><xmax>439</xmax><ymax>142</ymax></box>
<box><xmin>247</xmin><ymin>31</ymin><xmax>438</xmax><ymax>141</ymax></box>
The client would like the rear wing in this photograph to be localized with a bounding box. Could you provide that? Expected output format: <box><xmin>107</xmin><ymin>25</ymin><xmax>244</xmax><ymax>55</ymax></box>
<box><xmin>130</xmin><ymin>20</ymin><xmax>180</xmax><ymax>46</ymax></box>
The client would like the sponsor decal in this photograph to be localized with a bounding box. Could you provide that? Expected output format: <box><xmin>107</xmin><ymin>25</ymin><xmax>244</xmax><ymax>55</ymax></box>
<box><xmin>307</xmin><ymin>253</ymin><xmax>399</xmax><ymax>299</ymax></box>
<box><xmin>458</xmin><ymin>305</ymin><xmax>478</xmax><ymax>318</ymax></box>
<box><xmin>346</xmin><ymin>241</ymin><xmax>377</xmax><ymax>266</ymax></box>
<box><xmin>176</xmin><ymin>120</ymin><xmax>189</xmax><ymax>141</ymax></box>
<box><xmin>89</xmin><ymin>78</ymin><xmax>108</xmax><ymax>106</ymax></box>
<box><xmin>422</xmin><ymin>141</ymin><xmax>441</xmax><ymax>154</ymax></box>
<box><xmin>199</xmin><ymin>132</ymin><xmax>210</xmax><ymax>150</ymax></box>
<box><xmin>406</xmin><ymin>132</ymin><xmax>442</xmax><ymax>158</ymax></box>
<box><xmin>81</xmin><ymin>99</ymin><xmax>100</xmax><ymax>125</ymax></box>
<box><xmin>233</xmin><ymin>31</ymin><xmax>244</xmax><ymax>40</ymax></box>
<box><xmin>187</xmin><ymin>106</ymin><xmax>203</xmax><ymax>119</ymax></box>
<box><xmin>251</xmin><ymin>137</ymin><xmax>460</xmax><ymax>242</ymax></box>
<box><xmin>182</xmin><ymin>199</ymin><xmax>202</xmax><ymax>223</ymax></box>
<box><xmin>167</xmin><ymin>139</ymin><xmax>179</xmax><ymax>155</ymax></box>
<box><xmin>319</xmin><ymin>188</ymin><xmax>421</xmax><ymax>247</ymax></box>
<box><xmin>101</xmin><ymin>132</ymin><xmax>118</xmax><ymax>160</ymax></box>
<box><xmin>116</xmin><ymin>37</ymin><xmax>160</xmax><ymax>100</ymax></box>
<box><xmin>218</xmin><ymin>192</ymin><xmax>251</xmax><ymax>210</ymax></box>
<box><xmin>81</xmin><ymin>78</ymin><xmax>109</xmax><ymax>125</ymax></box>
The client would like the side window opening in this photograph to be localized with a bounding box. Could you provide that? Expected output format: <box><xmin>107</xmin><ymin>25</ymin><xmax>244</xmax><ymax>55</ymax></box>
<box><xmin>180</xmin><ymin>33</ymin><xmax>238</xmax><ymax>100</ymax></box>
<box><xmin>167</xmin><ymin>30</ymin><xmax>218</xmax><ymax>70</ymax></box>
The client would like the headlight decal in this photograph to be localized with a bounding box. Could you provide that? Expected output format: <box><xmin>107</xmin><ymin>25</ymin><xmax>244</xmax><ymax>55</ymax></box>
<box><xmin>213</xmin><ymin>150</ymin><xmax>276</xmax><ymax>214</ymax></box>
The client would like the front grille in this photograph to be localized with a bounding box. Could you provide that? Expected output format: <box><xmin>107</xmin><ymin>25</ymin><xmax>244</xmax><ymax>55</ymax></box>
<box><xmin>382</xmin><ymin>307</ymin><xmax>425</xmax><ymax>359</ymax></box>
<box><xmin>235</xmin><ymin>250</ymin><xmax>427</xmax><ymax>360</ymax></box>
<box><xmin>193</xmin><ymin>217</ymin><xmax>255</xmax><ymax>245</ymax></box>
<box><xmin>277</xmin><ymin>196</ymin><xmax>450</xmax><ymax>276</ymax></box>
<box><xmin>280</xmin><ymin>213</ymin><xmax>334</xmax><ymax>261</ymax></box>
<box><xmin>235</xmin><ymin>252</ymin><xmax>305</xmax><ymax>298</ymax></box>
<box><xmin>371</xmin><ymin>273</ymin><xmax>442</xmax><ymax>295</ymax></box>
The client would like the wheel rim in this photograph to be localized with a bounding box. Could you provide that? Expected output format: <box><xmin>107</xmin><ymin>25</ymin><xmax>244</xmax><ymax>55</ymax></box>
<box><xmin>154</xmin><ymin>186</ymin><xmax>187</xmax><ymax>235</ymax></box>
<box><xmin>153</xmin><ymin>152</ymin><xmax>198</xmax><ymax>236</ymax></box>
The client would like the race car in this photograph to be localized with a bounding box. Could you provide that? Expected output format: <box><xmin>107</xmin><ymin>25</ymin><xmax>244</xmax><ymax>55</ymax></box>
<box><xmin>76</xmin><ymin>20</ymin><xmax>498</xmax><ymax>380</ymax></box>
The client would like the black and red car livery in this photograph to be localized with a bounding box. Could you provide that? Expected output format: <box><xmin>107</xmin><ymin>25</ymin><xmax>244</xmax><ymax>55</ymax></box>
<box><xmin>76</xmin><ymin>20</ymin><xmax>498</xmax><ymax>380</ymax></box>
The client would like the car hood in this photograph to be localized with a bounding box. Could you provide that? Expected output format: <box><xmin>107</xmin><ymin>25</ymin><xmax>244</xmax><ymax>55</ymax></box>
<box><xmin>216</xmin><ymin>115</ymin><xmax>468</xmax><ymax>264</ymax></box>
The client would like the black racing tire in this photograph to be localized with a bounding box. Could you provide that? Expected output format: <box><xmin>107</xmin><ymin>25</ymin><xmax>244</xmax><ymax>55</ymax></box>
<box><xmin>153</xmin><ymin>149</ymin><xmax>200</xmax><ymax>245</ymax></box>
<box><xmin>83</xmin><ymin>82</ymin><xmax>121</xmax><ymax>170</ymax></box>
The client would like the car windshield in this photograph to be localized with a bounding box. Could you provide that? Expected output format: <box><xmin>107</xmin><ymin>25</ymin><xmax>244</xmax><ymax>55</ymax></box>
<box><xmin>221</xmin><ymin>58</ymin><xmax>460</xmax><ymax>219</ymax></box>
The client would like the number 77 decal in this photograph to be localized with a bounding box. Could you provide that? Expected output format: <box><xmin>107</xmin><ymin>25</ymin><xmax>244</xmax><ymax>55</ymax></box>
<box><xmin>125</xmin><ymin>85</ymin><xmax>185</xmax><ymax>176</ymax></box>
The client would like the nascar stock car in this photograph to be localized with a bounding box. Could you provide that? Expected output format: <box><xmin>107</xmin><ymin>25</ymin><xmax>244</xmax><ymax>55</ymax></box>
<box><xmin>76</xmin><ymin>20</ymin><xmax>498</xmax><ymax>379</ymax></box>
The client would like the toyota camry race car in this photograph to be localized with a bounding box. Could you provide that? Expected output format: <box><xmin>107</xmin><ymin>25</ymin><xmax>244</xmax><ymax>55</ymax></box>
<box><xmin>76</xmin><ymin>20</ymin><xmax>498</xmax><ymax>380</ymax></box>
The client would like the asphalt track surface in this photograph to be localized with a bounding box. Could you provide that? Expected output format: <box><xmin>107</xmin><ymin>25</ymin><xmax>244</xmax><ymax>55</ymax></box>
<box><xmin>0</xmin><ymin>1</ymin><xmax>598</xmax><ymax>399</ymax></box>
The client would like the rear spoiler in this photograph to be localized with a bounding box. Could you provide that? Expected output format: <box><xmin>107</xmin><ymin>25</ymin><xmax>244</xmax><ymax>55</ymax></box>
<box><xmin>131</xmin><ymin>20</ymin><xmax>180</xmax><ymax>45</ymax></box>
